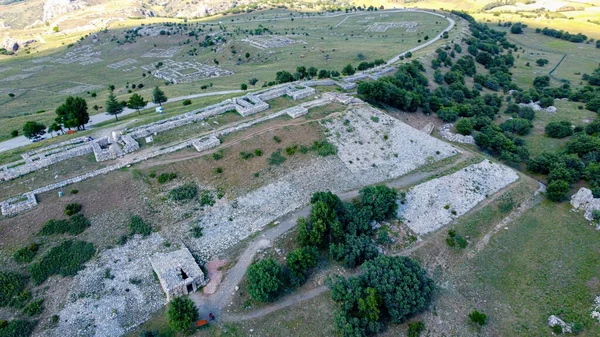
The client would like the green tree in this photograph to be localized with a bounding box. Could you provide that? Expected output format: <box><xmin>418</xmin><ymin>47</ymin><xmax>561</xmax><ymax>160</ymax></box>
<box><xmin>166</xmin><ymin>297</ymin><xmax>198</xmax><ymax>332</ymax></box>
<box><xmin>586</xmin><ymin>97</ymin><xmax>600</xmax><ymax>113</ymax></box>
<box><xmin>545</xmin><ymin>120</ymin><xmax>573</xmax><ymax>138</ymax></box>
<box><xmin>307</xmin><ymin>66</ymin><xmax>318</xmax><ymax>78</ymax></box>
<box><xmin>296</xmin><ymin>66</ymin><xmax>307</xmax><ymax>79</ymax></box>
<box><xmin>152</xmin><ymin>86</ymin><xmax>168</xmax><ymax>106</ymax></box>
<box><xmin>546</xmin><ymin>180</ymin><xmax>570</xmax><ymax>202</ymax></box>
<box><xmin>55</xmin><ymin>96</ymin><xmax>90</xmax><ymax>130</ymax></box>
<box><xmin>286</xmin><ymin>246</ymin><xmax>319</xmax><ymax>286</ymax></box>
<box><xmin>48</xmin><ymin>123</ymin><xmax>63</xmax><ymax>137</ymax></box>
<box><xmin>359</xmin><ymin>185</ymin><xmax>398</xmax><ymax>221</ymax></box>
<box><xmin>245</xmin><ymin>52</ymin><xmax>250</xmax><ymax>58</ymax></box>
<box><xmin>105</xmin><ymin>92</ymin><xmax>123</xmax><ymax>121</ymax></box>
<box><xmin>469</xmin><ymin>310</ymin><xmax>488</xmax><ymax>326</ymax></box>
<box><xmin>275</xmin><ymin>71</ymin><xmax>294</xmax><ymax>84</ymax></box>
<box><xmin>342</xmin><ymin>64</ymin><xmax>355</xmax><ymax>76</ymax></box>
<box><xmin>22</xmin><ymin>121</ymin><xmax>46</xmax><ymax>139</ymax></box>
<box><xmin>455</xmin><ymin>118</ymin><xmax>473</xmax><ymax>135</ymax></box>
<box><xmin>248</xmin><ymin>78</ymin><xmax>259</xmax><ymax>86</ymax></box>
<box><xmin>241</xmin><ymin>83</ymin><xmax>248</xmax><ymax>91</ymax></box>
<box><xmin>127</xmin><ymin>93</ymin><xmax>147</xmax><ymax>115</ymax></box>
<box><xmin>247</xmin><ymin>258</ymin><xmax>284</xmax><ymax>302</ymax></box>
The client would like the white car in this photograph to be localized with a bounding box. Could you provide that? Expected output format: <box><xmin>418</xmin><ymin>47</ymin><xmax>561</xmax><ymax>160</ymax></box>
<box><xmin>30</xmin><ymin>136</ymin><xmax>44</xmax><ymax>143</ymax></box>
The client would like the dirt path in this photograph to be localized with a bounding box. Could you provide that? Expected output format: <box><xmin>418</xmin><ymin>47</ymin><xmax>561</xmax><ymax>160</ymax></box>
<box><xmin>467</xmin><ymin>181</ymin><xmax>545</xmax><ymax>258</ymax></box>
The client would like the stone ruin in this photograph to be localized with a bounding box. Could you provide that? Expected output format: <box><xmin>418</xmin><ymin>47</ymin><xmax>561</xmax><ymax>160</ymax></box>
<box><xmin>141</xmin><ymin>46</ymin><xmax>181</xmax><ymax>58</ymax></box>
<box><xmin>53</xmin><ymin>45</ymin><xmax>103</xmax><ymax>66</ymax></box>
<box><xmin>141</xmin><ymin>59</ymin><xmax>233</xmax><ymax>84</ymax></box>
<box><xmin>149</xmin><ymin>247</ymin><xmax>208</xmax><ymax>302</ymax></box>
<box><xmin>242</xmin><ymin>35</ymin><xmax>306</xmax><ymax>50</ymax></box>
<box><xmin>438</xmin><ymin>123</ymin><xmax>476</xmax><ymax>144</ymax></box>
<box><xmin>366</xmin><ymin>22</ymin><xmax>419</xmax><ymax>33</ymax></box>
<box><xmin>107</xmin><ymin>58</ymin><xmax>138</xmax><ymax>69</ymax></box>
<box><xmin>0</xmin><ymin>76</ymin><xmax>367</xmax><ymax>216</ymax></box>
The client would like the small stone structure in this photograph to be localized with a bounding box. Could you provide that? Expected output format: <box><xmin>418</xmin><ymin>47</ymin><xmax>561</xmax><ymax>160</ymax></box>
<box><xmin>438</xmin><ymin>123</ymin><xmax>476</xmax><ymax>144</ymax></box>
<box><xmin>142</xmin><ymin>59</ymin><xmax>233</xmax><ymax>84</ymax></box>
<box><xmin>242</xmin><ymin>36</ymin><xmax>305</xmax><ymax>49</ymax></box>
<box><xmin>149</xmin><ymin>247</ymin><xmax>208</xmax><ymax>301</ymax></box>
<box><xmin>366</xmin><ymin>21</ymin><xmax>419</xmax><ymax>33</ymax></box>
<box><xmin>141</xmin><ymin>46</ymin><xmax>181</xmax><ymax>58</ymax></box>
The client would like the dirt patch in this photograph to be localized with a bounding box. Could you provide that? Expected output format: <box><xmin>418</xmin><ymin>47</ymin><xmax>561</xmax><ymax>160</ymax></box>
<box><xmin>203</xmin><ymin>259</ymin><xmax>228</xmax><ymax>295</ymax></box>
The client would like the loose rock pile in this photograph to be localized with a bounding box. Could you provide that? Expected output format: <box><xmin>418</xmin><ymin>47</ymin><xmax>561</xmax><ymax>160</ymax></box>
<box><xmin>519</xmin><ymin>101</ymin><xmax>557</xmax><ymax>113</ymax></box>
<box><xmin>48</xmin><ymin>234</ymin><xmax>167</xmax><ymax>337</ymax></box>
<box><xmin>397</xmin><ymin>161</ymin><xmax>519</xmax><ymax>234</ymax></box>
<box><xmin>438</xmin><ymin>123</ymin><xmax>476</xmax><ymax>144</ymax></box>
<box><xmin>325</xmin><ymin>104</ymin><xmax>458</xmax><ymax>185</ymax></box>
<box><xmin>570</xmin><ymin>187</ymin><xmax>600</xmax><ymax>224</ymax></box>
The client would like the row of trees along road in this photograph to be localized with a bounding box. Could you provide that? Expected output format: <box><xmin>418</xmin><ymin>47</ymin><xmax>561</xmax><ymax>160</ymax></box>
<box><xmin>20</xmin><ymin>86</ymin><xmax>169</xmax><ymax>139</ymax></box>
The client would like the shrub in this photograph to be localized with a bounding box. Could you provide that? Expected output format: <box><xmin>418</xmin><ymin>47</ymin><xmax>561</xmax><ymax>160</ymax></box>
<box><xmin>268</xmin><ymin>149</ymin><xmax>286</xmax><ymax>166</ymax></box>
<box><xmin>182</xmin><ymin>99</ymin><xmax>192</xmax><ymax>106</ymax></box>
<box><xmin>157</xmin><ymin>172</ymin><xmax>177</xmax><ymax>184</ymax></box>
<box><xmin>285</xmin><ymin>145</ymin><xmax>298</xmax><ymax>156</ymax></box>
<box><xmin>545</xmin><ymin>121</ymin><xmax>573</xmax><ymax>138</ymax></box>
<box><xmin>10</xmin><ymin>130</ymin><xmax>18</xmax><ymax>138</ymax></box>
<box><xmin>212</xmin><ymin>150</ymin><xmax>224</xmax><ymax>160</ymax></box>
<box><xmin>166</xmin><ymin>297</ymin><xmax>198</xmax><ymax>332</ymax></box>
<box><xmin>22</xmin><ymin>299</ymin><xmax>43</xmax><ymax>316</ymax></box>
<box><xmin>240</xmin><ymin>151</ymin><xmax>254</xmax><ymax>160</ymax></box>
<box><xmin>273</xmin><ymin>136</ymin><xmax>282</xmax><ymax>143</ymax></box>
<box><xmin>13</xmin><ymin>243</ymin><xmax>39</xmax><ymax>264</ymax></box>
<box><xmin>129</xmin><ymin>216</ymin><xmax>152</xmax><ymax>236</ymax></box>
<box><xmin>169</xmin><ymin>183</ymin><xmax>197</xmax><ymax>201</ymax></box>
<box><xmin>286</xmin><ymin>246</ymin><xmax>319</xmax><ymax>286</ymax></box>
<box><xmin>29</xmin><ymin>240</ymin><xmax>96</xmax><ymax>285</ymax></box>
<box><xmin>40</xmin><ymin>215</ymin><xmax>90</xmax><ymax>236</ymax></box>
<box><xmin>247</xmin><ymin>258</ymin><xmax>285</xmax><ymax>302</ymax></box>
<box><xmin>0</xmin><ymin>320</ymin><xmax>37</xmax><ymax>337</ymax></box>
<box><xmin>191</xmin><ymin>226</ymin><xmax>203</xmax><ymax>238</ymax></box>
<box><xmin>536</xmin><ymin>58</ymin><xmax>549</xmax><ymax>66</ymax></box>
<box><xmin>455</xmin><ymin>118</ymin><xmax>473</xmax><ymax>135</ymax></box>
<box><xmin>437</xmin><ymin>107</ymin><xmax>459</xmax><ymax>122</ymax></box>
<box><xmin>0</xmin><ymin>272</ymin><xmax>28</xmax><ymax>307</ymax></box>
<box><xmin>518</xmin><ymin>106</ymin><xmax>536</xmax><ymax>120</ymax></box>
<box><xmin>215</xmin><ymin>167</ymin><xmax>223</xmax><ymax>174</ymax></box>
<box><xmin>407</xmin><ymin>321</ymin><xmax>425</xmax><ymax>337</ymax></box>
<box><xmin>64</xmin><ymin>203</ymin><xmax>82</xmax><ymax>216</ymax></box>
<box><xmin>199</xmin><ymin>190</ymin><xmax>215</xmax><ymax>207</ymax></box>
<box><xmin>254</xmin><ymin>149</ymin><xmax>263</xmax><ymax>156</ymax></box>
<box><xmin>310</xmin><ymin>140</ymin><xmax>338</xmax><ymax>157</ymax></box>
<box><xmin>469</xmin><ymin>310</ymin><xmax>487</xmax><ymax>326</ymax></box>
<box><xmin>546</xmin><ymin>180</ymin><xmax>570</xmax><ymax>202</ymax></box>
<box><xmin>500</xmin><ymin>118</ymin><xmax>533</xmax><ymax>136</ymax></box>
<box><xmin>70</xmin><ymin>189</ymin><xmax>78</xmax><ymax>195</ymax></box>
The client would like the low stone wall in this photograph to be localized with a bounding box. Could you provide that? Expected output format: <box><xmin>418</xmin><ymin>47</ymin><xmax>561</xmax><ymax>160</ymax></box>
<box><xmin>120</xmin><ymin>134</ymin><xmax>140</xmax><ymax>153</ymax></box>
<box><xmin>192</xmin><ymin>136</ymin><xmax>220</xmax><ymax>152</ymax></box>
<box><xmin>285</xmin><ymin>106</ymin><xmax>309</xmax><ymax>118</ymax></box>
<box><xmin>0</xmin><ymin>193</ymin><xmax>37</xmax><ymax>217</ymax></box>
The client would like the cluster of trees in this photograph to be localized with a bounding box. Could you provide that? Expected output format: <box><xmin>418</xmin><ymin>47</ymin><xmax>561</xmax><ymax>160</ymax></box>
<box><xmin>272</xmin><ymin>60</ymin><xmax>386</xmax><ymax>85</ymax></box>
<box><xmin>329</xmin><ymin>255</ymin><xmax>434</xmax><ymax>336</ymax></box>
<box><xmin>535</xmin><ymin>27</ymin><xmax>588</xmax><ymax>43</ymax></box>
<box><xmin>247</xmin><ymin>186</ymin><xmax>399</xmax><ymax>305</ymax></box>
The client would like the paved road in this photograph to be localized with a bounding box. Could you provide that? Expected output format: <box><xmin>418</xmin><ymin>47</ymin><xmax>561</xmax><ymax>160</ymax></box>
<box><xmin>0</xmin><ymin>90</ymin><xmax>242</xmax><ymax>154</ymax></box>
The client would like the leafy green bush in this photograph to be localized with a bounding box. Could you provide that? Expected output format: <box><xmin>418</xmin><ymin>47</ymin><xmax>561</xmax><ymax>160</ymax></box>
<box><xmin>212</xmin><ymin>150</ymin><xmax>224</xmax><ymax>160</ymax></box>
<box><xmin>240</xmin><ymin>151</ymin><xmax>254</xmax><ymax>160</ymax></box>
<box><xmin>157</xmin><ymin>172</ymin><xmax>177</xmax><ymax>184</ymax></box>
<box><xmin>199</xmin><ymin>190</ymin><xmax>215</xmax><ymax>207</ymax></box>
<box><xmin>546</xmin><ymin>180</ymin><xmax>570</xmax><ymax>202</ymax></box>
<box><xmin>13</xmin><ymin>243</ymin><xmax>39</xmax><ymax>264</ymax></box>
<box><xmin>407</xmin><ymin>321</ymin><xmax>425</xmax><ymax>337</ymax></box>
<box><xmin>64</xmin><ymin>203</ymin><xmax>82</xmax><ymax>216</ymax></box>
<box><xmin>273</xmin><ymin>136</ymin><xmax>281</xmax><ymax>143</ymax></box>
<box><xmin>40</xmin><ymin>214</ymin><xmax>90</xmax><ymax>236</ymax></box>
<box><xmin>182</xmin><ymin>99</ymin><xmax>192</xmax><ymax>106</ymax></box>
<box><xmin>469</xmin><ymin>310</ymin><xmax>487</xmax><ymax>326</ymax></box>
<box><xmin>166</xmin><ymin>297</ymin><xmax>198</xmax><ymax>333</ymax></box>
<box><xmin>455</xmin><ymin>118</ymin><xmax>473</xmax><ymax>135</ymax></box>
<box><xmin>0</xmin><ymin>272</ymin><xmax>28</xmax><ymax>307</ymax></box>
<box><xmin>309</xmin><ymin>140</ymin><xmax>337</xmax><ymax>157</ymax></box>
<box><xmin>286</xmin><ymin>246</ymin><xmax>319</xmax><ymax>287</ymax></box>
<box><xmin>500</xmin><ymin>118</ymin><xmax>533</xmax><ymax>136</ymax></box>
<box><xmin>191</xmin><ymin>226</ymin><xmax>203</xmax><ymax>238</ymax></box>
<box><xmin>29</xmin><ymin>240</ymin><xmax>96</xmax><ymax>285</ymax></box>
<box><xmin>169</xmin><ymin>183</ymin><xmax>197</xmax><ymax>201</ymax></box>
<box><xmin>359</xmin><ymin>185</ymin><xmax>398</xmax><ymax>221</ymax></box>
<box><xmin>285</xmin><ymin>145</ymin><xmax>298</xmax><ymax>156</ymax></box>
<box><xmin>268</xmin><ymin>149</ymin><xmax>286</xmax><ymax>166</ymax></box>
<box><xmin>254</xmin><ymin>149</ymin><xmax>263</xmax><ymax>156</ymax></box>
<box><xmin>129</xmin><ymin>216</ymin><xmax>152</xmax><ymax>236</ymax></box>
<box><xmin>0</xmin><ymin>320</ymin><xmax>37</xmax><ymax>337</ymax></box>
<box><xmin>247</xmin><ymin>258</ymin><xmax>285</xmax><ymax>302</ymax></box>
<box><xmin>22</xmin><ymin>299</ymin><xmax>43</xmax><ymax>316</ymax></box>
<box><xmin>545</xmin><ymin>121</ymin><xmax>573</xmax><ymax>138</ymax></box>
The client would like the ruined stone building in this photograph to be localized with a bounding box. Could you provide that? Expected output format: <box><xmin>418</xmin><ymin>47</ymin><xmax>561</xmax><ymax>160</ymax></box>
<box><xmin>149</xmin><ymin>247</ymin><xmax>208</xmax><ymax>301</ymax></box>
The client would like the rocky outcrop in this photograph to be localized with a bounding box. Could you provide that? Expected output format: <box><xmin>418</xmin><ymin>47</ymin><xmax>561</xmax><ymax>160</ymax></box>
<box><xmin>570</xmin><ymin>187</ymin><xmax>600</xmax><ymax>222</ymax></box>
<box><xmin>43</xmin><ymin>0</ymin><xmax>86</xmax><ymax>22</ymax></box>
<box><xmin>1</xmin><ymin>38</ymin><xmax>35</xmax><ymax>52</ymax></box>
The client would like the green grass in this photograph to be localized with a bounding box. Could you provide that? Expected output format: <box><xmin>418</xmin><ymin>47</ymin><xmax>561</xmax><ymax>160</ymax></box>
<box><xmin>0</xmin><ymin>10</ymin><xmax>448</xmax><ymax>140</ymax></box>
<box><xmin>466</xmin><ymin>201</ymin><xmax>600</xmax><ymax>336</ymax></box>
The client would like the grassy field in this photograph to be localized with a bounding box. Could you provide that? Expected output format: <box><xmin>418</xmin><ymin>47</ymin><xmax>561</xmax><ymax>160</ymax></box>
<box><xmin>0</xmin><ymin>9</ymin><xmax>449</xmax><ymax>141</ymax></box>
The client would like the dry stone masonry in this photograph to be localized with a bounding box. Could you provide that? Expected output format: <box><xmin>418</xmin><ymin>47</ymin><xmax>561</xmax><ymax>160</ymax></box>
<box><xmin>438</xmin><ymin>123</ymin><xmax>476</xmax><ymax>144</ymax></box>
<box><xmin>570</xmin><ymin>187</ymin><xmax>600</xmax><ymax>223</ymax></box>
<box><xmin>149</xmin><ymin>247</ymin><xmax>208</xmax><ymax>302</ymax></box>
<box><xmin>397</xmin><ymin>161</ymin><xmax>519</xmax><ymax>234</ymax></box>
